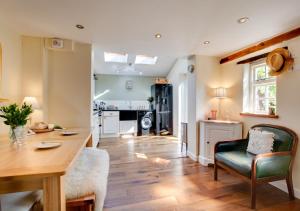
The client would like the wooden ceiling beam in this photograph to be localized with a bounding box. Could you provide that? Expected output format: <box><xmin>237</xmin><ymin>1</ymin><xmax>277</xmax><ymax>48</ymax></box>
<box><xmin>220</xmin><ymin>27</ymin><xmax>300</xmax><ymax>64</ymax></box>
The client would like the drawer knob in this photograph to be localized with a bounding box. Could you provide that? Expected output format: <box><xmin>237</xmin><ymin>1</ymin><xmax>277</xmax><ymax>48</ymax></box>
<box><xmin>206</xmin><ymin>141</ymin><xmax>210</xmax><ymax>144</ymax></box>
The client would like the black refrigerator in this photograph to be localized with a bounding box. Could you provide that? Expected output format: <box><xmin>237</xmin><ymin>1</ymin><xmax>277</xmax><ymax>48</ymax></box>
<box><xmin>151</xmin><ymin>84</ymin><xmax>173</xmax><ymax>135</ymax></box>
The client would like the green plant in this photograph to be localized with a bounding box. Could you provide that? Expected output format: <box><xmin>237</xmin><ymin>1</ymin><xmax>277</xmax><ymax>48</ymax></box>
<box><xmin>0</xmin><ymin>103</ymin><xmax>33</xmax><ymax>129</ymax></box>
<box><xmin>147</xmin><ymin>97</ymin><xmax>154</xmax><ymax>103</ymax></box>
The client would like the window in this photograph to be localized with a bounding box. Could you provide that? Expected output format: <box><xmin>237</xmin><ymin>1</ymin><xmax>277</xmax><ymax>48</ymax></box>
<box><xmin>135</xmin><ymin>55</ymin><xmax>158</xmax><ymax>65</ymax></box>
<box><xmin>249</xmin><ymin>61</ymin><xmax>276</xmax><ymax>114</ymax></box>
<box><xmin>104</xmin><ymin>52</ymin><xmax>128</xmax><ymax>63</ymax></box>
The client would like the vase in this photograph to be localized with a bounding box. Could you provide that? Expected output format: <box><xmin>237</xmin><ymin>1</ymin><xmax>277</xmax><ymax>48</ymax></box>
<box><xmin>10</xmin><ymin>126</ymin><xmax>27</xmax><ymax>145</ymax></box>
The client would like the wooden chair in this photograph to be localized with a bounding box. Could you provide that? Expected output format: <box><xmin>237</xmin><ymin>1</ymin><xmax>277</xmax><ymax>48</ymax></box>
<box><xmin>214</xmin><ymin>124</ymin><xmax>298</xmax><ymax>209</ymax></box>
<box><xmin>181</xmin><ymin>122</ymin><xmax>188</xmax><ymax>154</ymax></box>
<box><xmin>66</xmin><ymin>193</ymin><xmax>95</xmax><ymax>211</ymax></box>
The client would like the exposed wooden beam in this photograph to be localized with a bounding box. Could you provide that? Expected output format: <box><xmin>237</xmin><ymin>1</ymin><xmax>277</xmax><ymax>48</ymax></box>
<box><xmin>236</xmin><ymin>47</ymin><xmax>288</xmax><ymax>64</ymax></box>
<box><xmin>220</xmin><ymin>27</ymin><xmax>300</xmax><ymax>64</ymax></box>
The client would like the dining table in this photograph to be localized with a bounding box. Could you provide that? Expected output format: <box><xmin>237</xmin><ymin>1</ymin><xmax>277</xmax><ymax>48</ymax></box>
<box><xmin>0</xmin><ymin>128</ymin><xmax>92</xmax><ymax>211</ymax></box>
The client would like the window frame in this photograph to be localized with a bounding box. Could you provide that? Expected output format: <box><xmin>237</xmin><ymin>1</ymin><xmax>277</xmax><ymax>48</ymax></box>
<box><xmin>248</xmin><ymin>59</ymin><xmax>277</xmax><ymax>115</ymax></box>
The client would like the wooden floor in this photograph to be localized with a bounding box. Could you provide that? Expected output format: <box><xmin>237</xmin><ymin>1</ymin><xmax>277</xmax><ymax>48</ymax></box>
<box><xmin>99</xmin><ymin>136</ymin><xmax>300</xmax><ymax>211</ymax></box>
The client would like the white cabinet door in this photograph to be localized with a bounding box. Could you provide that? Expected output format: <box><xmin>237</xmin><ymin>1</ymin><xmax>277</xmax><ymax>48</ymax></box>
<box><xmin>205</xmin><ymin>125</ymin><xmax>235</xmax><ymax>161</ymax></box>
<box><xmin>103</xmin><ymin>116</ymin><xmax>119</xmax><ymax>134</ymax></box>
<box><xmin>199</xmin><ymin>121</ymin><xmax>242</xmax><ymax>166</ymax></box>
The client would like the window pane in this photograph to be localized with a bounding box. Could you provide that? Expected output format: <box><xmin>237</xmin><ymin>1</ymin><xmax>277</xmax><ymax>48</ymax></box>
<box><xmin>268</xmin><ymin>85</ymin><xmax>276</xmax><ymax>98</ymax></box>
<box><xmin>255</xmin><ymin>98</ymin><xmax>266</xmax><ymax>112</ymax></box>
<box><xmin>255</xmin><ymin>66</ymin><xmax>266</xmax><ymax>80</ymax></box>
<box><xmin>255</xmin><ymin>86</ymin><xmax>266</xmax><ymax>98</ymax></box>
<box><xmin>254</xmin><ymin>86</ymin><xmax>266</xmax><ymax>112</ymax></box>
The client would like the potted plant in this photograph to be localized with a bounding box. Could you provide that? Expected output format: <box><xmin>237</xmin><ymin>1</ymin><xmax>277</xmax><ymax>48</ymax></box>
<box><xmin>147</xmin><ymin>97</ymin><xmax>154</xmax><ymax>110</ymax></box>
<box><xmin>269</xmin><ymin>102</ymin><xmax>276</xmax><ymax>115</ymax></box>
<box><xmin>0</xmin><ymin>103</ymin><xmax>33</xmax><ymax>145</ymax></box>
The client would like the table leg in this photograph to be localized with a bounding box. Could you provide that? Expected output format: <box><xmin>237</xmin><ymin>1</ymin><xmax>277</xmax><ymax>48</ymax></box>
<box><xmin>86</xmin><ymin>134</ymin><xmax>93</xmax><ymax>147</ymax></box>
<box><xmin>43</xmin><ymin>176</ymin><xmax>66</xmax><ymax>211</ymax></box>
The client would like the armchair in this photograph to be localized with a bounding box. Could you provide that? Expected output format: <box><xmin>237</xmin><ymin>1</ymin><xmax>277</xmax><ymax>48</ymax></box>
<box><xmin>214</xmin><ymin>124</ymin><xmax>298</xmax><ymax>209</ymax></box>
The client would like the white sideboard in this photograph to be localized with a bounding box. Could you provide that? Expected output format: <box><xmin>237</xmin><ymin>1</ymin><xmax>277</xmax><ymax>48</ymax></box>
<box><xmin>199</xmin><ymin>120</ymin><xmax>243</xmax><ymax>166</ymax></box>
<box><xmin>101</xmin><ymin>111</ymin><xmax>120</xmax><ymax>138</ymax></box>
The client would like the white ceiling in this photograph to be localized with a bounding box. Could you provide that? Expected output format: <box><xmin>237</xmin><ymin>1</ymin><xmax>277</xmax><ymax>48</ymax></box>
<box><xmin>0</xmin><ymin>0</ymin><xmax>300</xmax><ymax>76</ymax></box>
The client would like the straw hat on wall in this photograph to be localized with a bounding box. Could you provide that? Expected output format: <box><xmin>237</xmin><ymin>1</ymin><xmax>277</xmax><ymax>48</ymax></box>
<box><xmin>266</xmin><ymin>48</ymin><xmax>294</xmax><ymax>76</ymax></box>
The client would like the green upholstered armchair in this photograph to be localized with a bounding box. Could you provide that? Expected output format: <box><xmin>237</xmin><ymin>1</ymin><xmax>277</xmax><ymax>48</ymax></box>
<box><xmin>214</xmin><ymin>124</ymin><xmax>298</xmax><ymax>209</ymax></box>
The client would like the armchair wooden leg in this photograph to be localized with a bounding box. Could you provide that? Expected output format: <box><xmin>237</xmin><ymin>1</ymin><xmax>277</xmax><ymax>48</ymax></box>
<box><xmin>214</xmin><ymin>162</ymin><xmax>218</xmax><ymax>181</ymax></box>
<box><xmin>286</xmin><ymin>174</ymin><xmax>295</xmax><ymax>200</ymax></box>
<box><xmin>251</xmin><ymin>179</ymin><xmax>256</xmax><ymax>209</ymax></box>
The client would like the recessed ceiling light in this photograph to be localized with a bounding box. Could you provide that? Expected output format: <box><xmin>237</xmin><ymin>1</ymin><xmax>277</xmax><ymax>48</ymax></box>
<box><xmin>135</xmin><ymin>55</ymin><xmax>158</xmax><ymax>65</ymax></box>
<box><xmin>155</xmin><ymin>33</ymin><xmax>162</xmax><ymax>38</ymax></box>
<box><xmin>76</xmin><ymin>24</ymin><xmax>84</xmax><ymax>29</ymax></box>
<box><xmin>237</xmin><ymin>17</ymin><xmax>249</xmax><ymax>24</ymax></box>
<box><xmin>104</xmin><ymin>52</ymin><xmax>128</xmax><ymax>63</ymax></box>
<box><xmin>139</xmin><ymin>72</ymin><xmax>143</xmax><ymax>75</ymax></box>
<box><xmin>203</xmin><ymin>41</ymin><xmax>210</xmax><ymax>45</ymax></box>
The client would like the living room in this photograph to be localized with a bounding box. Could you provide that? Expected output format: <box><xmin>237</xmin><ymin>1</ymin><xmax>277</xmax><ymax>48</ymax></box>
<box><xmin>0</xmin><ymin>1</ymin><xmax>300</xmax><ymax>211</ymax></box>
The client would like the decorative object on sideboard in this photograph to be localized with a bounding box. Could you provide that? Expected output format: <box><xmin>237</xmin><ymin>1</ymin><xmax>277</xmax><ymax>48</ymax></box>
<box><xmin>125</xmin><ymin>80</ymin><xmax>133</xmax><ymax>90</ymax></box>
<box><xmin>0</xmin><ymin>103</ymin><xmax>33</xmax><ymax>145</ymax></box>
<box><xmin>211</xmin><ymin>87</ymin><xmax>227</xmax><ymax>120</ymax></box>
<box><xmin>266</xmin><ymin>48</ymin><xmax>294</xmax><ymax>76</ymax></box>
<box><xmin>155</xmin><ymin>77</ymin><xmax>168</xmax><ymax>84</ymax></box>
<box><xmin>209</xmin><ymin>110</ymin><xmax>217</xmax><ymax>120</ymax></box>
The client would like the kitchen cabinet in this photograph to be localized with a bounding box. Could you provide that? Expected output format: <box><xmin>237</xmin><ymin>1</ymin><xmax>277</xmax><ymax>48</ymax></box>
<box><xmin>101</xmin><ymin>111</ymin><xmax>119</xmax><ymax>137</ymax></box>
<box><xmin>199</xmin><ymin>120</ymin><xmax>242</xmax><ymax>166</ymax></box>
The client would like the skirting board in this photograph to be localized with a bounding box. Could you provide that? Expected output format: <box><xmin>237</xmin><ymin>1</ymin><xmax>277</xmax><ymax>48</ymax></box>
<box><xmin>198</xmin><ymin>155</ymin><xmax>212</xmax><ymax>166</ymax></box>
<box><xmin>270</xmin><ymin>180</ymin><xmax>300</xmax><ymax>199</ymax></box>
<box><xmin>187</xmin><ymin>151</ymin><xmax>198</xmax><ymax>161</ymax></box>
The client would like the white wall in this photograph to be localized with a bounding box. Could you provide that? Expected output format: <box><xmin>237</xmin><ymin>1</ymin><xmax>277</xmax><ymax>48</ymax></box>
<box><xmin>167</xmin><ymin>56</ymin><xmax>221</xmax><ymax>160</ymax></box>
<box><xmin>95</xmin><ymin>74</ymin><xmax>155</xmax><ymax>101</ymax></box>
<box><xmin>21</xmin><ymin>37</ymin><xmax>92</xmax><ymax>128</ymax></box>
<box><xmin>47</xmin><ymin>42</ymin><xmax>92</xmax><ymax>128</ymax></box>
<box><xmin>220</xmin><ymin>36</ymin><xmax>300</xmax><ymax>197</ymax></box>
<box><xmin>167</xmin><ymin>58</ymin><xmax>189</xmax><ymax>136</ymax></box>
<box><xmin>0</xmin><ymin>23</ymin><xmax>22</xmax><ymax>134</ymax></box>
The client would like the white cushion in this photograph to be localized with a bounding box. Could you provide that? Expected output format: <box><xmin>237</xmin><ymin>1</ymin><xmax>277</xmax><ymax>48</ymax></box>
<box><xmin>65</xmin><ymin>148</ymin><xmax>110</xmax><ymax>211</ymax></box>
<box><xmin>247</xmin><ymin>129</ymin><xmax>275</xmax><ymax>154</ymax></box>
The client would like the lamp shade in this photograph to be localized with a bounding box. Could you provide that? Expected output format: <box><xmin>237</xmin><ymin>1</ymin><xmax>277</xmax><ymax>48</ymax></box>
<box><xmin>22</xmin><ymin>96</ymin><xmax>40</xmax><ymax>109</ymax></box>
<box><xmin>215</xmin><ymin>87</ymin><xmax>226</xmax><ymax>98</ymax></box>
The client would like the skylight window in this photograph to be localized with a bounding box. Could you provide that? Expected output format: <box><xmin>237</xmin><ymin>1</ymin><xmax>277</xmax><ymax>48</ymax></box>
<box><xmin>135</xmin><ymin>55</ymin><xmax>158</xmax><ymax>65</ymax></box>
<box><xmin>104</xmin><ymin>52</ymin><xmax>128</xmax><ymax>63</ymax></box>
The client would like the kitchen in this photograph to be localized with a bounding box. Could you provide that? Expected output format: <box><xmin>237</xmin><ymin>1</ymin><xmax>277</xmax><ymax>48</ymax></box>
<box><xmin>92</xmin><ymin>73</ymin><xmax>173</xmax><ymax>145</ymax></box>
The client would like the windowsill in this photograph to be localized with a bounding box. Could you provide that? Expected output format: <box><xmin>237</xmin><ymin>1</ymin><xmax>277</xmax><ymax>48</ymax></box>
<box><xmin>240</xmin><ymin>112</ymin><xmax>279</xmax><ymax>119</ymax></box>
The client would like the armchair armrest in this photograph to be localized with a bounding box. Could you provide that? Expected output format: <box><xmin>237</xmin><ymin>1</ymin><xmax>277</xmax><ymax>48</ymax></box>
<box><xmin>215</xmin><ymin>139</ymin><xmax>248</xmax><ymax>153</ymax></box>
<box><xmin>252</xmin><ymin>152</ymin><xmax>292</xmax><ymax>179</ymax></box>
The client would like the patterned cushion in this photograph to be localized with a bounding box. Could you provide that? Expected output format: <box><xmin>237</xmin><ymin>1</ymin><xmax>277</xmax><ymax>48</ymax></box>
<box><xmin>247</xmin><ymin>129</ymin><xmax>274</xmax><ymax>154</ymax></box>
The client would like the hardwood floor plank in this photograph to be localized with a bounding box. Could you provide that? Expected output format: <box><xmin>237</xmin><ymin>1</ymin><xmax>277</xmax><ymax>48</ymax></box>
<box><xmin>99</xmin><ymin>136</ymin><xmax>300</xmax><ymax>210</ymax></box>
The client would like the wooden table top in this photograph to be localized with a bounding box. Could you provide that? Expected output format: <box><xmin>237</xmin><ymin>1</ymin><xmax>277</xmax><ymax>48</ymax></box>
<box><xmin>0</xmin><ymin>128</ymin><xmax>91</xmax><ymax>180</ymax></box>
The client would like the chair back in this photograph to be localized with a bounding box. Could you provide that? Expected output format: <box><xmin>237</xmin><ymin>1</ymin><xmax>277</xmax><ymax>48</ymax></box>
<box><xmin>250</xmin><ymin>124</ymin><xmax>298</xmax><ymax>153</ymax></box>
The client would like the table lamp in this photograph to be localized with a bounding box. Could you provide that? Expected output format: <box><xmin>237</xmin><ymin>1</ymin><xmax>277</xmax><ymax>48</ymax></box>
<box><xmin>22</xmin><ymin>97</ymin><xmax>40</xmax><ymax>126</ymax></box>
